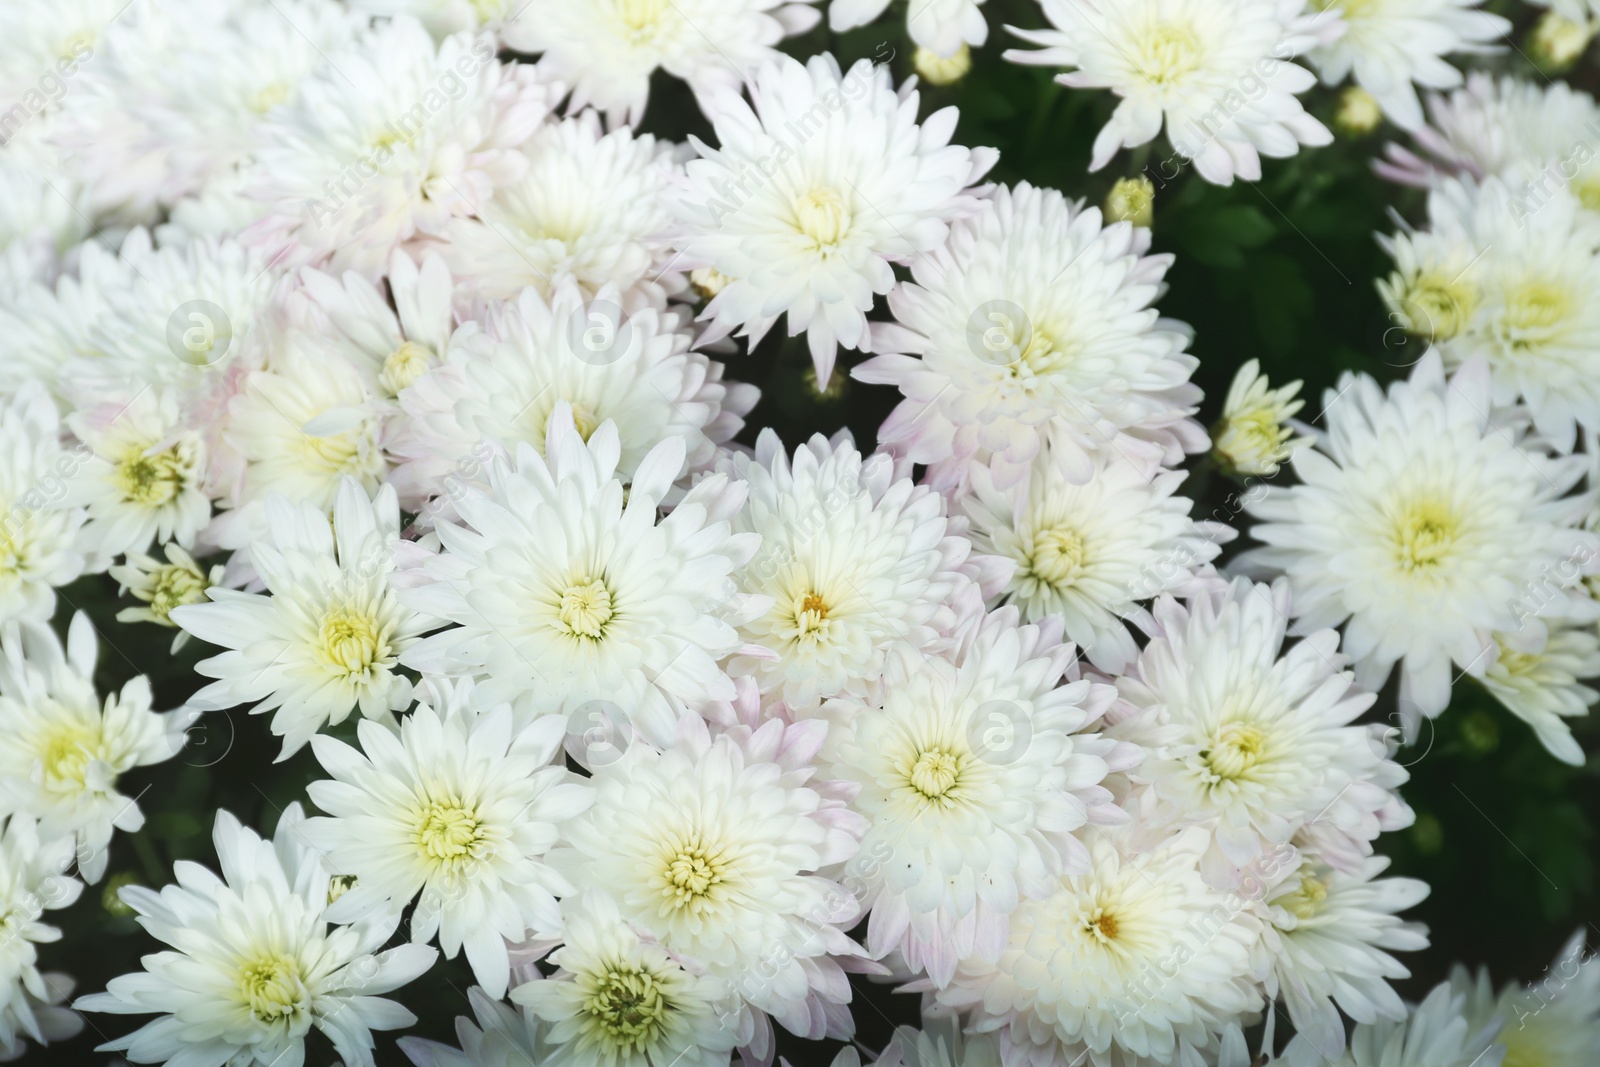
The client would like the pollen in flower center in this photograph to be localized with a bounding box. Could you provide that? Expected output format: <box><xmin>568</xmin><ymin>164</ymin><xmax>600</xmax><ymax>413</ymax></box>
<box><xmin>794</xmin><ymin>187</ymin><xmax>853</xmax><ymax>250</ymax></box>
<box><xmin>585</xmin><ymin>964</ymin><xmax>672</xmax><ymax>1051</ymax></box>
<box><xmin>413</xmin><ymin>797</ymin><xmax>489</xmax><ymax>869</ymax></box>
<box><xmin>1393</xmin><ymin>502</ymin><xmax>1459</xmax><ymax>571</ymax></box>
<box><xmin>1135</xmin><ymin>23</ymin><xmax>1203</xmax><ymax>87</ymax></box>
<box><xmin>316</xmin><ymin>608</ymin><xmax>387</xmax><ymax>678</ymax></box>
<box><xmin>1203</xmin><ymin>722</ymin><xmax>1268</xmax><ymax>782</ymax></box>
<box><xmin>557</xmin><ymin>577</ymin><xmax>615</xmax><ymax>639</ymax></box>
<box><xmin>115</xmin><ymin>443</ymin><xmax>190</xmax><ymax>507</ymax></box>
<box><xmin>908</xmin><ymin>747</ymin><xmax>963</xmax><ymax>801</ymax></box>
<box><xmin>1029</xmin><ymin>525</ymin><xmax>1088</xmax><ymax>589</ymax></box>
<box><xmin>1280</xmin><ymin>869</ymin><xmax>1330</xmax><ymax>920</ymax></box>
<box><xmin>1083</xmin><ymin>906</ymin><xmax>1120</xmax><ymax>944</ymax></box>
<box><xmin>660</xmin><ymin>833</ymin><xmax>729</xmax><ymax>909</ymax></box>
<box><xmin>238</xmin><ymin>952</ymin><xmax>309</xmax><ymax>1024</ymax></box>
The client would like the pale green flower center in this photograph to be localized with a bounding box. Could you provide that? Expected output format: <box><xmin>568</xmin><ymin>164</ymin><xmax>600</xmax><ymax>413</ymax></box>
<box><xmin>1395</xmin><ymin>270</ymin><xmax>1478</xmax><ymax>341</ymax></box>
<box><xmin>582</xmin><ymin>963</ymin><xmax>673</xmax><ymax>1052</ymax></box>
<box><xmin>794</xmin><ymin>188</ymin><xmax>852</xmax><ymax>250</ymax></box>
<box><xmin>115</xmin><ymin>443</ymin><xmax>191</xmax><ymax>507</ymax></box>
<box><xmin>1203</xmin><ymin>722</ymin><xmax>1268</xmax><ymax>782</ymax></box>
<box><xmin>380</xmin><ymin>341</ymin><xmax>433</xmax><ymax>395</ymax></box>
<box><xmin>558</xmin><ymin>577</ymin><xmax>615</xmax><ymax>639</ymax></box>
<box><xmin>1029</xmin><ymin>525</ymin><xmax>1088</xmax><ymax>589</ymax></box>
<box><xmin>1135</xmin><ymin>23</ymin><xmax>1203</xmax><ymax>87</ymax></box>
<box><xmin>238</xmin><ymin>952</ymin><xmax>308</xmax><ymax>1024</ymax></box>
<box><xmin>1393</xmin><ymin>501</ymin><xmax>1459</xmax><ymax>572</ymax></box>
<box><xmin>413</xmin><ymin>797</ymin><xmax>489</xmax><ymax>870</ymax></box>
<box><xmin>659</xmin><ymin>833</ymin><xmax>730</xmax><ymax>911</ymax></box>
<box><xmin>316</xmin><ymin>608</ymin><xmax>389</xmax><ymax>678</ymax></box>
<box><xmin>908</xmin><ymin>747</ymin><xmax>963</xmax><ymax>801</ymax></box>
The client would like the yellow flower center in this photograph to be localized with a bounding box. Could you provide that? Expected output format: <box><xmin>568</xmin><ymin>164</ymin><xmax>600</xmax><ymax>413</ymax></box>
<box><xmin>246</xmin><ymin>82</ymin><xmax>292</xmax><ymax>115</ymax></box>
<box><xmin>1395</xmin><ymin>270</ymin><xmax>1478</xmax><ymax>341</ymax></box>
<box><xmin>1135</xmin><ymin>22</ymin><xmax>1203</xmax><ymax>87</ymax></box>
<box><xmin>114</xmin><ymin>443</ymin><xmax>192</xmax><ymax>507</ymax></box>
<box><xmin>315</xmin><ymin>608</ymin><xmax>389</xmax><ymax>679</ymax></box>
<box><xmin>660</xmin><ymin>833</ymin><xmax>729</xmax><ymax>911</ymax></box>
<box><xmin>1393</xmin><ymin>501</ymin><xmax>1459</xmax><ymax>572</ymax></box>
<box><xmin>1502</xmin><ymin>280</ymin><xmax>1571</xmax><ymax>340</ymax></box>
<box><xmin>907</xmin><ymin>747</ymin><xmax>964</xmax><ymax>803</ymax></box>
<box><xmin>413</xmin><ymin>797</ymin><xmax>489</xmax><ymax>870</ymax></box>
<box><xmin>146</xmin><ymin>563</ymin><xmax>209</xmax><ymax>622</ymax></box>
<box><xmin>1203</xmin><ymin>722</ymin><xmax>1268</xmax><ymax>782</ymax></box>
<box><xmin>1280</xmin><ymin>871</ymin><xmax>1330</xmax><ymax>920</ymax></box>
<box><xmin>380</xmin><ymin>341</ymin><xmax>433</xmax><ymax>395</ymax></box>
<box><xmin>1083</xmin><ymin>907</ymin><xmax>1120</xmax><ymax>943</ymax></box>
<box><xmin>238</xmin><ymin>953</ymin><xmax>308</xmax><ymax>1024</ymax></box>
<box><xmin>557</xmin><ymin>578</ymin><xmax>614</xmax><ymax>640</ymax></box>
<box><xmin>1029</xmin><ymin>525</ymin><xmax>1087</xmax><ymax>589</ymax></box>
<box><xmin>39</xmin><ymin>722</ymin><xmax>96</xmax><ymax>791</ymax></box>
<box><xmin>615</xmin><ymin>0</ymin><xmax>671</xmax><ymax>38</ymax></box>
<box><xmin>794</xmin><ymin>188</ymin><xmax>852</xmax><ymax>250</ymax></box>
<box><xmin>584</xmin><ymin>964</ymin><xmax>672</xmax><ymax>1052</ymax></box>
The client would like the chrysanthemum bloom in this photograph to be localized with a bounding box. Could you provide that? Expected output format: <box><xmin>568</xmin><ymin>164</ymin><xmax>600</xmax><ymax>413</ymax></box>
<box><xmin>400</xmin><ymin>985</ymin><xmax>553</xmax><ymax>1067</ymax></box>
<box><xmin>501</xmin><ymin>0</ymin><xmax>820</xmax><ymax>125</ymax></box>
<box><xmin>1453</xmin><ymin>929</ymin><xmax>1600</xmax><ymax>1067</ymax></box>
<box><xmin>0</xmin><ymin>815</ymin><xmax>83</xmax><ymax>1060</ymax></box>
<box><xmin>53</xmin><ymin>0</ymin><xmax>362</xmax><ymax>216</ymax></box>
<box><xmin>1113</xmin><ymin>579</ymin><xmax>1411</xmax><ymax>878</ymax></box>
<box><xmin>1378</xmin><ymin>178</ymin><xmax>1600</xmax><ymax>451</ymax></box>
<box><xmin>173</xmin><ymin>479</ymin><xmax>438</xmax><ymax>757</ymax></box>
<box><xmin>873</xmin><ymin>1021</ymin><xmax>1003</xmax><ymax>1067</ymax></box>
<box><xmin>675</xmin><ymin>53</ymin><xmax>996</xmax><ymax>385</ymax></box>
<box><xmin>1239</xmin><ymin>353</ymin><xmax>1600</xmax><ymax>728</ymax></box>
<box><xmin>856</xmin><ymin>183</ymin><xmax>1204</xmax><ymax>496</ymax></box>
<box><xmin>303</xmin><ymin>698</ymin><xmax>590</xmax><ymax>997</ymax></box>
<box><xmin>399</xmin><ymin>408</ymin><xmax>761</xmax><ymax>746</ymax></box>
<box><xmin>1305</xmin><ymin>0</ymin><xmax>1509</xmax><ymax>131</ymax></box>
<box><xmin>931</xmin><ymin>826</ymin><xmax>1263</xmax><ymax>1067</ymax></box>
<box><xmin>962</xmin><ymin>445</ymin><xmax>1230</xmax><ymax>674</ymax></box>
<box><xmin>722</xmin><ymin>431</ymin><xmax>999</xmax><ymax>711</ymax></box>
<box><xmin>439</xmin><ymin>113</ymin><xmax>687</xmax><ymax>307</ymax></box>
<box><xmin>1256</xmin><ymin>854</ymin><xmax>1430</xmax><ymax>1065</ymax></box>
<box><xmin>831</xmin><ymin>0</ymin><xmax>989</xmax><ymax>57</ymax></box>
<box><xmin>1006</xmin><ymin>0</ymin><xmax>1332</xmax><ymax>185</ymax></box>
<box><xmin>78</xmin><ymin>805</ymin><xmax>438</xmax><ymax>1067</ymax></box>
<box><xmin>0</xmin><ymin>383</ymin><xmax>87</xmax><ymax>624</ymax></box>
<box><xmin>245</xmin><ymin>17</ymin><xmax>560</xmax><ymax>278</ymax></box>
<box><xmin>0</xmin><ymin>613</ymin><xmax>184</xmax><ymax>883</ymax></box>
<box><xmin>814</xmin><ymin>609</ymin><xmax>1132</xmax><ymax>986</ymax></box>
<box><xmin>287</xmin><ymin>250</ymin><xmax>456</xmax><ymax>399</ymax></box>
<box><xmin>1214</xmin><ymin>359</ymin><xmax>1311</xmax><ymax>477</ymax></box>
<box><xmin>388</xmin><ymin>281</ymin><xmax>752</xmax><ymax>519</ymax></box>
<box><xmin>550</xmin><ymin>715</ymin><xmax>872</xmax><ymax>1063</ymax></box>
<box><xmin>110</xmin><ymin>544</ymin><xmax>226</xmax><ymax>652</ymax></box>
<box><xmin>1375</xmin><ymin>74</ymin><xmax>1600</xmax><ymax>203</ymax></box>
<box><xmin>0</xmin><ymin>970</ymin><xmax>81</xmax><ymax>1063</ymax></box>
<box><xmin>1480</xmin><ymin>620</ymin><xmax>1600</xmax><ymax>765</ymax></box>
<box><xmin>1331</xmin><ymin>979</ymin><xmax>1504</xmax><ymax>1067</ymax></box>
<box><xmin>510</xmin><ymin>892</ymin><xmax>739</xmax><ymax>1067</ymax></box>
<box><xmin>65</xmin><ymin>389</ymin><xmax>210</xmax><ymax>558</ymax></box>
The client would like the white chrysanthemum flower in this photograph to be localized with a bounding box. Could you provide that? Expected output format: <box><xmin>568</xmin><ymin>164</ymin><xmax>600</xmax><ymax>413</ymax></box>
<box><xmin>77</xmin><ymin>805</ymin><xmax>439</xmax><ymax>1067</ymax></box>
<box><xmin>0</xmin><ymin>613</ymin><xmax>184</xmax><ymax>884</ymax></box>
<box><xmin>0</xmin><ymin>816</ymin><xmax>82</xmax><ymax>1061</ymax></box>
<box><xmin>1306</xmin><ymin>0</ymin><xmax>1509</xmax><ymax>132</ymax></box>
<box><xmin>64</xmin><ymin>389</ymin><xmax>210</xmax><ymax>558</ymax></box>
<box><xmin>63</xmin><ymin>230</ymin><xmax>279</xmax><ymax>409</ymax></box>
<box><xmin>1239</xmin><ymin>353</ymin><xmax>1600</xmax><ymax>725</ymax></box>
<box><xmin>439</xmin><ymin>112</ymin><xmax>686</xmax><ymax>307</ymax></box>
<box><xmin>1378</xmin><ymin>177</ymin><xmax>1600</xmax><ymax>451</ymax></box>
<box><xmin>870</xmin><ymin>1020</ymin><xmax>1002</xmax><ymax>1067</ymax></box>
<box><xmin>110</xmin><ymin>543</ymin><xmax>226</xmax><ymax>652</ymax></box>
<box><xmin>550</xmin><ymin>715</ymin><xmax>870</xmax><ymax>1063</ymax></box>
<box><xmin>831</xmin><ymin>0</ymin><xmax>989</xmax><ymax>57</ymax></box>
<box><xmin>813</xmin><ymin>609</ymin><xmax>1130</xmax><ymax>986</ymax></box>
<box><xmin>212</xmin><ymin>341</ymin><xmax>389</xmax><ymax>548</ymax></box>
<box><xmin>502</xmin><ymin>0</ymin><xmax>820</xmax><ymax>125</ymax></box>
<box><xmin>245</xmin><ymin>17</ymin><xmax>559</xmax><ymax>278</ymax></box>
<box><xmin>303</xmin><ymin>699</ymin><xmax>589</xmax><ymax>998</ymax></box>
<box><xmin>963</xmin><ymin>445</ymin><xmax>1230</xmax><ymax>674</ymax></box>
<box><xmin>1006</xmin><ymin>0</ymin><xmax>1332</xmax><ymax>184</ymax></box>
<box><xmin>0</xmin><ymin>970</ymin><xmax>81</xmax><ymax>1064</ymax></box>
<box><xmin>1332</xmin><ymin>980</ymin><xmax>1505</xmax><ymax>1067</ymax></box>
<box><xmin>676</xmin><ymin>53</ymin><xmax>996</xmax><ymax>385</ymax></box>
<box><xmin>1257</xmin><ymin>853</ymin><xmax>1430</xmax><ymax>1064</ymax></box>
<box><xmin>1453</xmin><ymin>929</ymin><xmax>1600</xmax><ymax>1067</ymax></box>
<box><xmin>1113</xmin><ymin>579</ymin><xmax>1411</xmax><ymax>876</ymax></box>
<box><xmin>399</xmin><ymin>408</ymin><xmax>760</xmax><ymax>746</ymax></box>
<box><xmin>55</xmin><ymin>0</ymin><xmax>362</xmax><ymax>215</ymax></box>
<box><xmin>856</xmin><ymin>182</ymin><xmax>1204</xmax><ymax>496</ymax></box>
<box><xmin>1376</xmin><ymin>74</ymin><xmax>1600</xmax><ymax>204</ymax></box>
<box><xmin>723</xmin><ymin>430</ymin><xmax>991</xmax><ymax>710</ymax></box>
<box><xmin>0</xmin><ymin>383</ymin><xmax>87</xmax><ymax>624</ymax></box>
<box><xmin>510</xmin><ymin>892</ymin><xmax>739</xmax><ymax>1067</ymax></box>
<box><xmin>1480</xmin><ymin>620</ymin><xmax>1600</xmax><ymax>766</ymax></box>
<box><xmin>389</xmin><ymin>281</ymin><xmax>753</xmax><ymax>518</ymax></box>
<box><xmin>932</xmin><ymin>825</ymin><xmax>1262</xmax><ymax>1067</ymax></box>
<box><xmin>0</xmin><ymin>237</ymin><xmax>136</xmax><ymax>403</ymax></box>
<box><xmin>1215</xmin><ymin>358</ymin><xmax>1311</xmax><ymax>476</ymax></box>
<box><xmin>287</xmin><ymin>250</ymin><xmax>455</xmax><ymax>400</ymax></box>
<box><xmin>173</xmin><ymin>479</ymin><xmax>438</xmax><ymax>757</ymax></box>
<box><xmin>399</xmin><ymin>985</ymin><xmax>552</xmax><ymax>1067</ymax></box>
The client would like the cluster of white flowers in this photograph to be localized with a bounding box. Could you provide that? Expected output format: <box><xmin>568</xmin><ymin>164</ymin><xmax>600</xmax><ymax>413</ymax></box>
<box><xmin>0</xmin><ymin>0</ymin><xmax>1595</xmax><ymax>1065</ymax></box>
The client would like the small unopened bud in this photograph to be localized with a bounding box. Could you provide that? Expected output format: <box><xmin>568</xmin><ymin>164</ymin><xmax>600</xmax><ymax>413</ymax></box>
<box><xmin>1530</xmin><ymin>10</ymin><xmax>1594</xmax><ymax>71</ymax></box>
<box><xmin>803</xmin><ymin>365</ymin><xmax>847</xmax><ymax>402</ymax></box>
<box><xmin>1103</xmin><ymin>177</ymin><xmax>1155</xmax><ymax>228</ymax></box>
<box><xmin>913</xmin><ymin>43</ymin><xmax>972</xmax><ymax>86</ymax></box>
<box><xmin>1335</xmin><ymin>86</ymin><xmax>1382</xmax><ymax>136</ymax></box>
<box><xmin>690</xmin><ymin>267</ymin><xmax>731</xmax><ymax>300</ymax></box>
